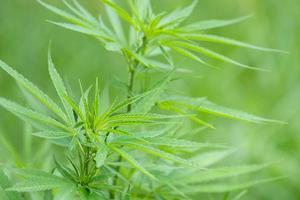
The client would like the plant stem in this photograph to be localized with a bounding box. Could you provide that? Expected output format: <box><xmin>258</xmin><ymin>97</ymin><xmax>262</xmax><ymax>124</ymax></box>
<box><xmin>109</xmin><ymin>36</ymin><xmax>148</xmax><ymax>199</ymax></box>
<box><xmin>109</xmin><ymin>65</ymin><xmax>136</xmax><ymax>199</ymax></box>
<box><xmin>127</xmin><ymin>68</ymin><xmax>135</xmax><ymax>112</ymax></box>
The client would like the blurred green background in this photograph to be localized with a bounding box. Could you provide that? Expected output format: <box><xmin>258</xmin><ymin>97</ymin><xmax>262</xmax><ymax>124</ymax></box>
<box><xmin>0</xmin><ymin>0</ymin><xmax>299</xmax><ymax>199</ymax></box>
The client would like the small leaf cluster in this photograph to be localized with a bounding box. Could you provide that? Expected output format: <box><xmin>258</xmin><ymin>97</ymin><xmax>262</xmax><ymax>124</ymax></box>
<box><xmin>38</xmin><ymin>0</ymin><xmax>285</xmax><ymax>72</ymax></box>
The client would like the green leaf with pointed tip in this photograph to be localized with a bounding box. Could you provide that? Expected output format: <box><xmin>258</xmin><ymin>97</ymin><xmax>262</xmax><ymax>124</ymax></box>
<box><xmin>109</xmin><ymin>145</ymin><xmax>157</xmax><ymax>180</ymax></box>
<box><xmin>48</xmin><ymin>49</ymin><xmax>74</xmax><ymax>123</ymax></box>
<box><xmin>162</xmin><ymin>95</ymin><xmax>282</xmax><ymax>124</ymax></box>
<box><xmin>91</xmin><ymin>78</ymin><xmax>100</xmax><ymax>117</ymax></box>
<box><xmin>98</xmin><ymin>85</ymin><xmax>110</xmax><ymax>116</ymax></box>
<box><xmin>107</xmin><ymin>113</ymin><xmax>184</xmax><ymax>126</ymax></box>
<box><xmin>182</xmin><ymin>15</ymin><xmax>252</xmax><ymax>31</ymax></box>
<box><xmin>170</xmin><ymin>41</ymin><xmax>266</xmax><ymax>71</ymax></box>
<box><xmin>0</xmin><ymin>60</ymin><xmax>68</xmax><ymax>123</ymax></box>
<box><xmin>159</xmin><ymin>101</ymin><xmax>215</xmax><ymax>129</ymax></box>
<box><xmin>32</xmin><ymin>131</ymin><xmax>73</xmax><ymax>139</ymax></box>
<box><xmin>196</xmin><ymin>99</ymin><xmax>284</xmax><ymax>123</ymax></box>
<box><xmin>79</xmin><ymin>84</ymin><xmax>92</xmax><ymax>123</ymax></box>
<box><xmin>7</xmin><ymin>169</ymin><xmax>74</xmax><ymax>192</ymax></box>
<box><xmin>0</xmin><ymin>97</ymin><xmax>70</xmax><ymax>132</ymax></box>
<box><xmin>48</xmin><ymin>21</ymin><xmax>112</xmax><ymax>43</ymax></box>
<box><xmin>41</xmin><ymin>0</ymin><xmax>116</xmax><ymax>46</ymax></box>
<box><xmin>179</xmin><ymin>164</ymin><xmax>269</xmax><ymax>184</ymax></box>
<box><xmin>164</xmin><ymin>44</ymin><xmax>212</xmax><ymax>68</ymax></box>
<box><xmin>184</xmin><ymin>34</ymin><xmax>288</xmax><ymax>53</ymax></box>
<box><xmin>37</xmin><ymin>0</ymin><xmax>85</xmax><ymax>25</ymax></box>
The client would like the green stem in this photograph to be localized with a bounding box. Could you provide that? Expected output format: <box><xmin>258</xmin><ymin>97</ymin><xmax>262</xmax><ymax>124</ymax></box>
<box><xmin>110</xmin><ymin>36</ymin><xmax>148</xmax><ymax>199</ymax></box>
<box><xmin>127</xmin><ymin>68</ymin><xmax>135</xmax><ymax>112</ymax></box>
<box><xmin>109</xmin><ymin>66</ymin><xmax>136</xmax><ymax>199</ymax></box>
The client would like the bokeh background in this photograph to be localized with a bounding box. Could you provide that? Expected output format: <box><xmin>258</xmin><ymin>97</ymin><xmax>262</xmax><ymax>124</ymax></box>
<box><xmin>0</xmin><ymin>0</ymin><xmax>299</xmax><ymax>199</ymax></box>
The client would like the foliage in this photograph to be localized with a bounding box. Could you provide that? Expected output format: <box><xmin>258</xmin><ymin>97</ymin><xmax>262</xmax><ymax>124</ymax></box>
<box><xmin>0</xmin><ymin>0</ymin><xmax>286</xmax><ymax>199</ymax></box>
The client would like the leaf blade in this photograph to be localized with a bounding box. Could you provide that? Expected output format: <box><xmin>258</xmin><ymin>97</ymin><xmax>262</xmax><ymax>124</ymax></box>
<box><xmin>184</xmin><ymin>34</ymin><xmax>288</xmax><ymax>54</ymax></box>
<box><xmin>182</xmin><ymin>15</ymin><xmax>252</xmax><ymax>31</ymax></box>
<box><xmin>0</xmin><ymin>60</ymin><xmax>68</xmax><ymax>123</ymax></box>
<box><xmin>0</xmin><ymin>97</ymin><xmax>71</xmax><ymax>132</ymax></box>
<box><xmin>48</xmin><ymin>49</ymin><xmax>74</xmax><ymax>123</ymax></box>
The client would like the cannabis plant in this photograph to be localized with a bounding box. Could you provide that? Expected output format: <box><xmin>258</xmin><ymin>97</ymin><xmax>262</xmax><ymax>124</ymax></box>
<box><xmin>0</xmin><ymin>0</ymin><xmax>285</xmax><ymax>199</ymax></box>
